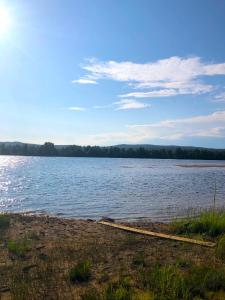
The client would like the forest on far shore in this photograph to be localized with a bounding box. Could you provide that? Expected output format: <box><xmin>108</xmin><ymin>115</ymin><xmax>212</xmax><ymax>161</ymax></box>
<box><xmin>0</xmin><ymin>142</ymin><xmax>225</xmax><ymax>160</ymax></box>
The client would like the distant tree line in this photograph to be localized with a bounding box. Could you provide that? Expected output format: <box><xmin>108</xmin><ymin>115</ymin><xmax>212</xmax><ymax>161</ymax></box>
<box><xmin>0</xmin><ymin>142</ymin><xmax>225</xmax><ymax>160</ymax></box>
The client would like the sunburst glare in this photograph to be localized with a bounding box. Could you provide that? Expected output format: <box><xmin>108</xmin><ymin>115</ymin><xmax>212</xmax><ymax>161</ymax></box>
<box><xmin>0</xmin><ymin>4</ymin><xmax>13</xmax><ymax>37</ymax></box>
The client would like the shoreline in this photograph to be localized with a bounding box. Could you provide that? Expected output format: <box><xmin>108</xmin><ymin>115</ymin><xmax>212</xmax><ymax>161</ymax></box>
<box><xmin>1</xmin><ymin>154</ymin><xmax>225</xmax><ymax>162</ymax></box>
<box><xmin>177</xmin><ymin>163</ymin><xmax>225</xmax><ymax>168</ymax></box>
<box><xmin>0</xmin><ymin>210</ymin><xmax>193</xmax><ymax>225</ymax></box>
<box><xmin>1</xmin><ymin>205</ymin><xmax>222</xmax><ymax>223</ymax></box>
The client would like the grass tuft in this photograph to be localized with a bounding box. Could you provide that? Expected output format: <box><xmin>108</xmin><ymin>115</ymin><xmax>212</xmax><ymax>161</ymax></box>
<box><xmin>0</xmin><ymin>214</ymin><xmax>10</xmax><ymax>231</ymax></box>
<box><xmin>69</xmin><ymin>260</ymin><xmax>92</xmax><ymax>283</ymax></box>
<box><xmin>144</xmin><ymin>264</ymin><xmax>190</xmax><ymax>300</ymax></box>
<box><xmin>186</xmin><ymin>264</ymin><xmax>225</xmax><ymax>297</ymax></box>
<box><xmin>139</xmin><ymin>263</ymin><xmax>225</xmax><ymax>299</ymax></box>
<box><xmin>7</xmin><ymin>238</ymin><xmax>31</xmax><ymax>258</ymax></box>
<box><xmin>216</xmin><ymin>235</ymin><xmax>225</xmax><ymax>261</ymax></box>
<box><xmin>105</xmin><ymin>277</ymin><xmax>133</xmax><ymax>300</ymax></box>
<box><xmin>171</xmin><ymin>210</ymin><xmax>225</xmax><ymax>237</ymax></box>
<box><xmin>133</xmin><ymin>291</ymin><xmax>154</xmax><ymax>300</ymax></box>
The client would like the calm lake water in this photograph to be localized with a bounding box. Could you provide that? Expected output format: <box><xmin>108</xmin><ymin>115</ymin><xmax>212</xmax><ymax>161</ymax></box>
<box><xmin>0</xmin><ymin>156</ymin><xmax>225</xmax><ymax>221</ymax></box>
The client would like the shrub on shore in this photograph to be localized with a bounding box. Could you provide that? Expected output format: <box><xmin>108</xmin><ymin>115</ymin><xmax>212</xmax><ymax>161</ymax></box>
<box><xmin>171</xmin><ymin>210</ymin><xmax>225</xmax><ymax>237</ymax></box>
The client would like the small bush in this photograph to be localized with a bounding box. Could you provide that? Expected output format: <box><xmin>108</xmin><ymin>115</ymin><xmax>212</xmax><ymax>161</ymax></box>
<box><xmin>105</xmin><ymin>278</ymin><xmax>133</xmax><ymax>300</ymax></box>
<box><xmin>7</xmin><ymin>239</ymin><xmax>31</xmax><ymax>258</ymax></box>
<box><xmin>69</xmin><ymin>260</ymin><xmax>91</xmax><ymax>283</ymax></box>
<box><xmin>0</xmin><ymin>215</ymin><xmax>10</xmax><ymax>230</ymax></box>
<box><xmin>171</xmin><ymin>210</ymin><xmax>225</xmax><ymax>237</ymax></box>
<box><xmin>216</xmin><ymin>235</ymin><xmax>225</xmax><ymax>261</ymax></box>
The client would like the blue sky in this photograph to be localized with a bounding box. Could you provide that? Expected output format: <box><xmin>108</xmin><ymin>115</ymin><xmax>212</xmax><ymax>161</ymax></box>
<box><xmin>0</xmin><ymin>0</ymin><xmax>225</xmax><ymax>147</ymax></box>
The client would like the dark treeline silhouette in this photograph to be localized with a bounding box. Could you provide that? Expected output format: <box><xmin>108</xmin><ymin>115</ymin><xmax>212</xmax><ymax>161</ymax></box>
<box><xmin>0</xmin><ymin>142</ymin><xmax>225</xmax><ymax>160</ymax></box>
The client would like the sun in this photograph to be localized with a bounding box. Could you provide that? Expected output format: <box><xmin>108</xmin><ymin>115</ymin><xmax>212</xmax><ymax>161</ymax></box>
<box><xmin>0</xmin><ymin>5</ymin><xmax>12</xmax><ymax>36</ymax></box>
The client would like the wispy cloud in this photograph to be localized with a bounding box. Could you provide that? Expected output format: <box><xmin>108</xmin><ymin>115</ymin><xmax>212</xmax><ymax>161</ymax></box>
<box><xmin>92</xmin><ymin>104</ymin><xmax>113</xmax><ymax>109</ymax></box>
<box><xmin>67</xmin><ymin>100</ymin><xmax>150</xmax><ymax>112</ymax></box>
<box><xmin>74</xmin><ymin>56</ymin><xmax>225</xmax><ymax>98</ymax></box>
<box><xmin>114</xmin><ymin>99</ymin><xmax>151</xmax><ymax>110</ymax></box>
<box><xmin>212</xmin><ymin>92</ymin><xmax>225</xmax><ymax>103</ymax></box>
<box><xmin>68</xmin><ymin>106</ymin><xmax>86</xmax><ymax>111</ymax></box>
<box><xmin>72</xmin><ymin>78</ymin><xmax>97</xmax><ymax>84</ymax></box>
<box><xmin>92</xmin><ymin>100</ymin><xmax>150</xmax><ymax>110</ymax></box>
<box><xmin>85</xmin><ymin>111</ymin><xmax>225</xmax><ymax>145</ymax></box>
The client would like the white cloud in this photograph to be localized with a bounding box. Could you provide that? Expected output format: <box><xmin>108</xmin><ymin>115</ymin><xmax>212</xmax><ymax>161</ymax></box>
<box><xmin>72</xmin><ymin>78</ymin><xmax>97</xmax><ymax>84</ymax></box>
<box><xmin>120</xmin><ymin>89</ymin><xmax>177</xmax><ymax>98</ymax></box>
<box><xmin>85</xmin><ymin>111</ymin><xmax>225</xmax><ymax>145</ymax></box>
<box><xmin>212</xmin><ymin>92</ymin><xmax>225</xmax><ymax>103</ymax></box>
<box><xmin>92</xmin><ymin>100</ymin><xmax>150</xmax><ymax>110</ymax></box>
<box><xmin>75</xmin><ymin>56</ymin><xmax>225</xmax><ymax>98</ymax></box>
<box><xmin>121</xmin><ymin>82</ymin><xmax>213</xmax><ymax>98</ymax></box>
<box><xmin>68</xmin><ymin>106</ymin><xmax>86</xmax><ymax>111</ymax></box>
<box><xmin>128</xmin><ymin>111</ymin><xmax>225</xmax><ymax>139</ymax></box>
<box><xmin>114</xmin><ymin>99</ymin><xmax>151</xmax><ymax>110</ymax></box>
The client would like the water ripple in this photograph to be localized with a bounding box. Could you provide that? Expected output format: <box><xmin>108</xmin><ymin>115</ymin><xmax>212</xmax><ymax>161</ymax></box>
<box><xmin>0</xmin><ymin>156</ymin><xmax>225</xmax><ymax>220</ymax></box>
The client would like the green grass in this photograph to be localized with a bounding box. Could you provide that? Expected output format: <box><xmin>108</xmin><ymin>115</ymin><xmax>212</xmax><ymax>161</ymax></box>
<box><xmin>140</xmin><ymin>264</ymin><xmax>190</xmax><ymax>300</ymax></box>
<box><xmin>139</xmin><ymin>263</ymin><xmax>225</xmax><ymax>300</ymax></box>
<box><xmin>0</xmin><ymin>214</ymin><xmax>10</xmax><ymax>231</ymax></box>
<box><xmin>7</xmin><ymin>238</ymin><xmax>31</xmax><ymax>258</ymax></box>
<box><xmin>133</xmin><ymin>291</ymin><xmax>154</xmax><ymax>300</ymax></box>
<box><xmin>216</xmin><ymin>235</ymin><xmax>225</xmax><ymax>261</ymax></box>
<box><xmin>104</xmin><ymin>278</ymin><xmax>133</xmax><ymax>300</ymax></box>
<box><xmin>186</xmin><ymin>264</ymin><xmax>225</xmax><ymax>298</ymax></box>
<box><xmin>171</xmin><ymin>210</ymin><xmax>225</xmax><ymax>237</ymax></box>
<box><xmin>69</xmin><ymin>260</ymin><xmax>92</xmax><ymax>283</ymax></box>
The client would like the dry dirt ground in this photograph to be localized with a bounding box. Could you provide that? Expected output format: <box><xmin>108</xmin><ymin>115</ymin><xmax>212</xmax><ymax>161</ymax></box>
<box><xmin>0</xmin><ymin>214</ymin><xmax>221</xmax><ymax>299</ymax></box>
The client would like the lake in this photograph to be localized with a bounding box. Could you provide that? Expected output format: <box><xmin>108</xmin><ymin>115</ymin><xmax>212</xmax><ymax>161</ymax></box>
<box><xmin>0</xmin><ymin>156</ymin><xmax>225</xmax><ymax>221</ymax></box>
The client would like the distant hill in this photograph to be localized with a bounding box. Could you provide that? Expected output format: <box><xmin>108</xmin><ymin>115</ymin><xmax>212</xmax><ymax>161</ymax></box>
<box><xmin>0</xmin><ymin>141</ymin><xmax>39</xmax><ymax>147</ymax></box>
<box><xmin>115</xmin><ymin>144</ymin><xmax>224</xmax><ymax>151</ymax></box>
<box><xmin>0</xmin><ymin>141</ymin><xmax>224</xmax><ymax>160</ymax></box>
<box><xmin>0</xmin><ymin>141</ymin><xmax>224</xmax><ymax>151</ymax></box>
